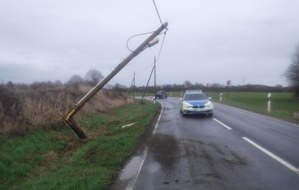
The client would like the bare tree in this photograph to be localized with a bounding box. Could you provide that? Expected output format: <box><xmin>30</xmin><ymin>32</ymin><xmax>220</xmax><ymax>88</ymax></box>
<box><xmin>6</xmin><ymin>81</ymin><xmax>14</xmax><ymax>89</ymax></box>
<box><xmin>67</xmin><ymin>75</ymin><xmax>84</xmax><ymax>85</ymax></box>
<box><xmin>54</xmin><ymin>80</ymin><xmax>63</xmax><ymax>86</ymax></box>
<box><xmin>113</xmin><ymin>83</ymin><xmax>127</xmax><ymax>91</ymax></box>
<box><xmin>85</xmin><ymin>69</ymin><xmax>104</xmax><ymax>86</ymax></box>
<box><xmin>285</xmin><ymin>44</ymin><xmax>299</xmax><ymax>97</ymax></box>
<box><xmin>183</xmin><ymin>80</ymin><xmax>192</xmax><ymax>89</ymax></box>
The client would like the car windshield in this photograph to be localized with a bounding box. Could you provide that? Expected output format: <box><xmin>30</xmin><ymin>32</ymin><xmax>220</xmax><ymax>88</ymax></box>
<box><xmin>184</xmin><ymin>93</ymin><xmax>207</xmax><ymax>100</ymax></box>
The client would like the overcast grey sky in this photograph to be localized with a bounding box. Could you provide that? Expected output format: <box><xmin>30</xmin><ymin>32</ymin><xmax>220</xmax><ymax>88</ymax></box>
<box><xmin>1</xmin><ymin>0</ymin><xmax>299</xmax><ymax>87</ymax></box>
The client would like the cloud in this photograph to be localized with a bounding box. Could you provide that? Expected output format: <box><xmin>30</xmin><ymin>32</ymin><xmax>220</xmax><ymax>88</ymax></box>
<box><xmin>0</xmin><ymin>0</ymin><xmax>299</xmax><ymax>86</ymax></box>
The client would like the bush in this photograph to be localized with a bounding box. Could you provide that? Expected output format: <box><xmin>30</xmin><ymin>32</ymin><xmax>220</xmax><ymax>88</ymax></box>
<box><xmin>0</xmin><ymin>83</ymin><xmax>131</xmax><ymax>135</ymax></box>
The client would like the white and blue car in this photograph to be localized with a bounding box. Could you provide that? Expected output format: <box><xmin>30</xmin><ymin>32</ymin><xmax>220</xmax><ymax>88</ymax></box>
<box><xmin>180</xmin><ymin>90</ymin><xmax>213</xmax><ymax>117</ymax></box>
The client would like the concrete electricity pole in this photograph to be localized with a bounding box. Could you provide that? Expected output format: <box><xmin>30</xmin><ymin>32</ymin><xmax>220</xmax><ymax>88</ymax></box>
<box><xmin>62</xmin><ymin>23</ymin><xmax>168</xmax><ymax>139</ymax></box>
<box><xmin>127</xmin><ymin>72</ymin><xmax>136</xmax><ymax>100</ymax></box>
<box><xmin>154</xmin><ymin>56</ymin><xmax>157</xmax><ymax>101</ymax></box>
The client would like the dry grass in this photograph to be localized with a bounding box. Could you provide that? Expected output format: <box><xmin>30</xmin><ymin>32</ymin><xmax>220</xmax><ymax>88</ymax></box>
<box><xmin>0</xmin><ymin>83</ymin><xmax>132</xmax><ymax>135</ymax></box>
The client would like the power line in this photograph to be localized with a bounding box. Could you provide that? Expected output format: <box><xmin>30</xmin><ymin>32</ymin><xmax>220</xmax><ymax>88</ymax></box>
<box><xmin>120</xmin><ymin>1</ymin><xmax>167</xmax><ymax>86</ymax></box>
<box><xmin>156</xmin><ymin>31</ymin><xmax>167</xmax><ymax>61</ymax></box>
<box><xmin>109</xmin><ymin>62</ymin><xmax>154</xmax><ymax>83</ymax></box>
<box><xmin>126</xmin><ymin>1</ymin><xmax>166</xmax><ymax>53</ymax></box>
<box><xmin>126</xmin><ymin>31</ymin><xmax>155</xmax><ymax>52</ymax></box>
<box><xmin>152</xmin><ymin>0</ymin><xmax>163</xmax><ymax>25</ymax></box>
<box><xmin>151</xmin><ymin>0</ymin><xmax>167</xmax><ymax>62</ymax></box>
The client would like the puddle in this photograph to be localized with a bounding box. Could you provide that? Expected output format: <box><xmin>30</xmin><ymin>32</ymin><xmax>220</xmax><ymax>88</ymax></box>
<box><xmin>119</xmin><ymin>156</ymin><xmax>143</xmax><ymax>181</ymax></box>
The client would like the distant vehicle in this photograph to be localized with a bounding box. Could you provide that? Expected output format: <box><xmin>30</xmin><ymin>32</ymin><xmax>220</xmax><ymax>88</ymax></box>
<box><xmin>180</xmin><ymin>89</ymin><xmax>213</xmax><ymax>117</ymax></box>
<box><xmin>155</xmin><ymin>90</ymin><xmax>167</xmax><ymax>99</ymax></box>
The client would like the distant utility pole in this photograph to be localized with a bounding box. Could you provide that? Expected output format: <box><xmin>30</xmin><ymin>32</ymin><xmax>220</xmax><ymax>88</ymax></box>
<box><xmin>141</xmin><ymin>62</ymin><xmax>155</xmax><ymax>103</ymax></box>
<box><xmin>62</xmin><ymin>23</ymin><xmax>168</xmax><ymax>139</ymax></box>
<box><xmin>127</xmin><ymin>72</ymin><xmax>136</xmax><ymax>101</ymax></box>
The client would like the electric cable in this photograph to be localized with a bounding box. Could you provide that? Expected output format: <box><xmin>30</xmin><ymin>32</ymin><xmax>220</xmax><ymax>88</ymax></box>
<box><xmin>109</xmin><ymin>61</ymin><xmax>154</xmax><ymax>84</ymax></box>
<box><xmin>120</xmin><ymin>0</ymin><xmax>167</xmax><ymax>87</ymax></box>
<box><xmin>126</xmin><ymin>0</ymin><xmax>166</xmax><ymax>52</ymax></box>
<box><xmin>151</xmin><ymin>0</ymin><xmax>167</xmax><ymax>61</ymax></box>
<box><xmin>152</xmin><ymin>0</ymin><xmax>163</xmax><ymax>25</ymax></box>
<box><xmin>126</xmin><ymin>31</ymin><xmax>155</xmax><ymax>52</ymax></box>
<box><xmin>156</xmin><ymin>31</ymin><xmax>167</xmax><ymax>62</ymax></box>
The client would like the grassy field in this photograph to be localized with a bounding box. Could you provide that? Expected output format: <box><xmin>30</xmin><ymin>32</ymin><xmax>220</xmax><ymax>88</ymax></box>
<box><xmin>0</xmin><ymin>102</ymin><xmax>160</xmax><ymax>190</ymax></box>
<box><xmin>205</xmin><ymin>92</ymin><xmax>299</xmax><ymax>122</ymax></box>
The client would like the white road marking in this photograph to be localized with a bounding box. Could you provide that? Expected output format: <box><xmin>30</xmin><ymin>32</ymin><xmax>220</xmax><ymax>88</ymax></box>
<box><xmin>243</xmin><ymin>137</ymin><xmax>299</xmax><ymax>176</ymax></box>
<box><xmin>126</xmin><ymin>147</ymin><xmax>148</xmax><ymax>190</ymax></box>
<box><xmin>213</xmin><ymin>118</ymin><xmax>232</xmax><ymax>130</ymax></box>
<box><xmin>126</xmin><ymin>102</ymin><xmax>164</xmax><ymax>190</ymax></box>
<box><xmin>153</xmin><ymin>102</ymin><xmax>164</xmax><ymax>134</ymax></box>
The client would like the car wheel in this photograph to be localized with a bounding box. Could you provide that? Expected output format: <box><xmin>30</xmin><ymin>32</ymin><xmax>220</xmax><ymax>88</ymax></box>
<box><xmin>208</xmin><ymin>113</ymin><xmax>213</xmax><ymax>117</ymax></box>
<box><xmin>180</xmin><ymin>109</ymin><xmax>185</xmax><ymax>116</ymax></box>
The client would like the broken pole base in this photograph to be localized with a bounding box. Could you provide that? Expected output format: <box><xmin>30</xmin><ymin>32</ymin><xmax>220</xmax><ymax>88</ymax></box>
<box><xmin>61</xmin><ymin>114</ymin><xmax>87</xmax><ymax>139</ymax></box>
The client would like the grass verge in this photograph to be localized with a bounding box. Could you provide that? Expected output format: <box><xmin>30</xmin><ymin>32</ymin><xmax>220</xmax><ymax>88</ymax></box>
<box><xmin>0</xmin><ymin>102</ymin><xmax>160</xmax><ymax>190</ymax></box>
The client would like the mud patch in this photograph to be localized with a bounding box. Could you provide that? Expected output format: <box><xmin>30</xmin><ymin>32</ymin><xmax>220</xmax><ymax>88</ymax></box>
<box><xmin>207</xmin><ymin>143</ymin><xmax>250</xmax><ymax>168</ymax></box>
<box><xmin>173</xmin><ymin>139</ymin><xmax>250</xmax><ymax>189</ymax></box>
<box><xmin>223</xmin><ymin>151</ymin><xmax>249</xmax><ymax>168</ymax></box>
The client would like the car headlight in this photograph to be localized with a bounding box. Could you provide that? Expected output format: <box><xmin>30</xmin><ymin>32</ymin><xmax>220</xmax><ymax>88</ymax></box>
<box><xmin>183</xmin><ymin>101</ymin><xmax>193</xmax><ymax>108</ymax></box>
<box><xmin>205</xmin><ymin>101</ymin><xmax>213</xmax><ymax>108</ymax></box>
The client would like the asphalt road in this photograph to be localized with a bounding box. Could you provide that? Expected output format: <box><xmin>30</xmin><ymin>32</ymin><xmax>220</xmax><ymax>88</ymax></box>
<box><xmin>112</xmin><ymin>97</ymin><xmax>299</xmax><ymax>190</ymax></box>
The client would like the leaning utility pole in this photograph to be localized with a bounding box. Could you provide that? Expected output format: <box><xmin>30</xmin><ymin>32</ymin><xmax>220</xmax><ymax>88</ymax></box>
<box><xmin>154</xmin><ymin>56</ymin><xmax>157</xmax><ymax>102</ymax></box>
<box><xmin>127</xmin><ymin>71</ymin><xmax>136</xmax><ymax>101</ymax></box>
<box><xmin>141</xmin><ymin>63</ymin><xmax>155</xmax><ymax>103</ymax></box>
<box><xmin>61</xmin><ymin>22</ymin><xmax>168</xmax><ymax>139</ymax></box>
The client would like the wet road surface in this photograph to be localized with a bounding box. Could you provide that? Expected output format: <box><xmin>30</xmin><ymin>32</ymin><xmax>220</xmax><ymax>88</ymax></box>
<box><xmin>112</xmin><ymin>97</ymin><xmax>299</xmax><ymax>190</ymax></box>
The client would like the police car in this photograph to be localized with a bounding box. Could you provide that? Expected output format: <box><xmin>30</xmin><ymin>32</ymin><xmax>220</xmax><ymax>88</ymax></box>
<box><xmin>180</xmin><ymin>90</ymin><xmax>213</xmax><ymax>117</ymax></box>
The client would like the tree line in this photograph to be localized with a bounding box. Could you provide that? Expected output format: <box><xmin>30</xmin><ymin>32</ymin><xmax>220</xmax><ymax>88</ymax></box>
<box><xmin>112</xmin><ymin>83</ymin><xmax>292</xmax><ymax>94</ymax></box>
<box><xmin>2</xmin><ymin>41</ymin><xmax>299</xmax><ymax>98</ymax></box>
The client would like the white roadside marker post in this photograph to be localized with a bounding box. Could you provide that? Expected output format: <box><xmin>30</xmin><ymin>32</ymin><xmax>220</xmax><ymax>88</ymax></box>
<box><xmin>267</xmin><ymin>93</ymin><xmax>271</xmax><ymax>113</ymax></box>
